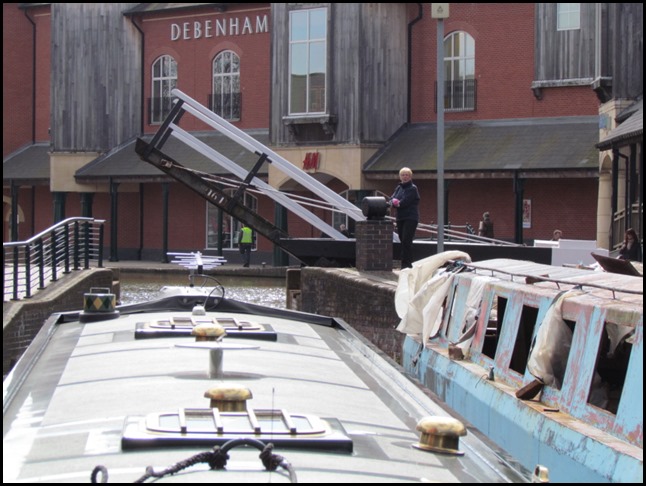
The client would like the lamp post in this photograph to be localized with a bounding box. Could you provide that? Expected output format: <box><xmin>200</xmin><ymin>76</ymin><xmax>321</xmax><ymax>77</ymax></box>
<box><xmin>432</xmin><ymin>4</ymin><xmax>449</xmax><ymax>253</ymax></box>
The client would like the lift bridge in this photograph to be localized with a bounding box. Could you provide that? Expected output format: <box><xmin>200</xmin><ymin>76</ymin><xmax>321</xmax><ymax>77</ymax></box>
<box><xmin>136</xmin><ymin>89</ymin><xmax>533</xmax><ymax>266</ymax></box>
<box><xmin>135</xmin><ymin>89</ymin><xmax>366</xmax><ymax>265</ymax></box>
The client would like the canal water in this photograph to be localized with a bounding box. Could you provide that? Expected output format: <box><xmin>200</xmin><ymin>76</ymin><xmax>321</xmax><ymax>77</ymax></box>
<box><xmin>119</xmin><ymin>273</ymin><xmax>286</xmax><ymax>309</ymax></box>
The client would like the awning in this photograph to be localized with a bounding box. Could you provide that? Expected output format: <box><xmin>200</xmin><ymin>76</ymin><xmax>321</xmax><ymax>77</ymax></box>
<box><xmin>364</xmin><ymin>116</ymin><xmax>600</xmax><ymax>179</ymax></box>
<box><xmin>3</xmin><ymin>143</ymin><xmax>51</xmax><ymax>185</ymax></box>
<box><xmin>75</xmin><ymin>130</ymin><xmax>270</xmax><ymax>183</ymax></box>
<box><xmin>596</xmin><ymin>99</ymin><xmax>643</xmax><ymax>150</ymax></box>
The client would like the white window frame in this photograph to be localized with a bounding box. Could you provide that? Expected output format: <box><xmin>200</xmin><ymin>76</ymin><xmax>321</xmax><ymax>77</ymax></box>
<box><xmin>288</xmin><ymin>7</ymin><xmax>327</xmax><ymax>115</ymax></box>
<box><xmin>557</xmin><ymin>3</ymin><xmax>580</xmax><ymax>31</ymax></box>
<box><xmin>212</xmin><ymin>50</ymin><xmax>241</xmax><ymax>121</ymax></box>
<box><xmin>151</xmin><ymin>55</ymin><xmax>178</xmax><ymax>124</ymax></box>
<box><xmin>443</xmin><ymin>31</ymin><xmax>475</xmax><ymax>112</ymax></box>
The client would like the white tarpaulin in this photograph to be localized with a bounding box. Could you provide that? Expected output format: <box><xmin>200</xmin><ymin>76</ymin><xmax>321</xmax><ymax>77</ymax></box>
<box><xmin>395</xmin><ymin>251</ymin><xmax>471</xmax><ymax>344</ymax></box>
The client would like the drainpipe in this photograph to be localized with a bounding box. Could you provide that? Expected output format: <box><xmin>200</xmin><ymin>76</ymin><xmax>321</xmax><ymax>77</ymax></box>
<box><xmin>127</xmin><ymin>13</ymin><xmax>145</xmax><ymax>135</ymax></box>
<box><xmin>127</xmin><ymin>13</ymin><xmax>146</xmax><ymax>259</ymax></box>
<box><xmin>23</xmin><ymin>8</ymin><xmax>37</xmax><ymax>144</ymax></box>
<box><xmin>407</xmin><ymin>4</ymin><xmax>423</xmax><ymax>124</ymax></box>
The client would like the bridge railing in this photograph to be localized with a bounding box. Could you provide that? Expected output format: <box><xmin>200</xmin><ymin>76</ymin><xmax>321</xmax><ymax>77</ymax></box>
<box><xmin>3</xmin><ymin>217</ymin><xmax>105</xmax><ymax>302</ymax></box>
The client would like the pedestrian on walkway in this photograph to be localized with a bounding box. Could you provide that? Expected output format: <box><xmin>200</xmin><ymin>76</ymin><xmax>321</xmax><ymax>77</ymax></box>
<box><xmin>238</xmin><ymin>224</ymin><xmax>254</xmax><ymax>267</ymax></box>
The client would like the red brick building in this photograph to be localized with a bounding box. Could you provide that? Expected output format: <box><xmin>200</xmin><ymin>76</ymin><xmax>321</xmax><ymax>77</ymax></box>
<box><xmin>4</xmin><ymin>4</ymin><xmax>642</xmax><ymax>263</ymax></box>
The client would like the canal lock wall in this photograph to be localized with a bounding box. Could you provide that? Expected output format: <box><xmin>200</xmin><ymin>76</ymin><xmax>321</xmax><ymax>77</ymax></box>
<box><xmin>3</xmin><ymin>268</ymin><xmax>114</xmax><ymax>377</ymax></box>
<box><xmin>289</xmin><ymin>267</ymin><xmax>403</xmax><ymax>363</ymax></box>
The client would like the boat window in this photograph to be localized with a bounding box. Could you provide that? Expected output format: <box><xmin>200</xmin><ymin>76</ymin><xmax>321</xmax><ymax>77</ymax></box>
<box><xmin>587</xmin><ymin>322</ymin><xmax>633</xmax><ymax>415</ymax></box>
<box><xmin>510</xmin><ymin>305</ymin><xmax>539</xmax><ymax>375</ymax></box>
<box><xmin>482</xmin><ymin>296</ymin><xmax>506</xmax><ymax>359</ymax></box>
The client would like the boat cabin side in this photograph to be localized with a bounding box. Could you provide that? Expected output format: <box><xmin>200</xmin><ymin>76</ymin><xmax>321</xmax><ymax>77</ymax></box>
<box><xmin>426</xmin><ymin>267</ymin><xmax>643</xmax><ymax>448</ymax></box>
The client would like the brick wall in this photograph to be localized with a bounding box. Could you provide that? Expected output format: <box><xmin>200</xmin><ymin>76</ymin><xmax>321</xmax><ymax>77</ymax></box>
<box><xmin>355</xmin><ymin>220</ymin><xmax>394</xmax><ymax>271</ymax></box>
<box><xmin>298</xmin><ymin>267</ymin><xmax>404</xmax><ymax>362</ymax></box>
<box><xmin>3</xmin><ymin>268</ymin><xmax>113</xmax><ymax>376</ymax></box>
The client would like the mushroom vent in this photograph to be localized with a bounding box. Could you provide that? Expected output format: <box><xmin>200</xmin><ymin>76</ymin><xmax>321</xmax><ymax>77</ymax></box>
<box><xmin>191</xmin><ymin>321</ymin><xmax>227</xmax><ymax>341</ymax></box>
<box><xmin>204</xmin><ymin>384</ymin><xmax>253</xmax><ymax>412</ymax></box>
<box><xmin>79</xmin><ymin>287</ymin><xmax>120</xmax><ymax>323</ymax></box>
<box><xmin>413</xmin><ymin>416</ymin><xmax>467</xmax><ymax>455</ymax></box>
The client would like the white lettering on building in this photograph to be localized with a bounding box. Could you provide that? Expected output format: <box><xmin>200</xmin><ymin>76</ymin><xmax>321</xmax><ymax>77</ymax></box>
<box><xmin>171</xmin><ymin>14</ymin><xmax>269</xmax><ymax>41</ymax></box>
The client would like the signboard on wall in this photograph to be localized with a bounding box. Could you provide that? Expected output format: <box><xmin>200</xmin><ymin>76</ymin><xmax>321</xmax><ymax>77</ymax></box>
<box><xmin>523</xmin><ymin>199</ymin><xmax>531</xmax><ymax>228</ymax></box>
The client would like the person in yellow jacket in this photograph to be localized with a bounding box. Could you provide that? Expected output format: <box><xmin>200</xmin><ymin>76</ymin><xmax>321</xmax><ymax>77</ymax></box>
<box><xmin>238</xmin><ymin>224</ymin><xmax>254</xmax><ymax>267</ymax></box>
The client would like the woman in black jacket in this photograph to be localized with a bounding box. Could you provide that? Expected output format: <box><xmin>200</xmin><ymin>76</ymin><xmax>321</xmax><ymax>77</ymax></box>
<box><xmin>390</xmin><ymin>167</ymin><xmax>420</xmax><ymax>269</ymax></box>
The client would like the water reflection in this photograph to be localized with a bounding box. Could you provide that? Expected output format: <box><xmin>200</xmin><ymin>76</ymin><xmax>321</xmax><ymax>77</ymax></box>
<box><xmin>119</xmin><ymin>273</ymin><xmax>286</xmax><ymax>309</ymax></box>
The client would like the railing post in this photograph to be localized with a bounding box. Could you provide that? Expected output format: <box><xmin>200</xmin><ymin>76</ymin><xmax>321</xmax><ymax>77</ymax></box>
<box><xmin>84</xmin><ymin>222</ymin><xmax>91</xmax><ymax>269</ymax></box>
<box><xmin>12</xmin><ymin>246</ymin><xmax>19</xmax><ymax>300</ymax></box>
<box><xmin>51</xmin><ymin>229</ymin><xmax>58</xmax><ymax>282</ymax></box>
<box><xmin>63</xmin><ymin>223</ymin><xmax>71</xmax><ymax>274</ymax></box>
<box><xmin>97</xmin><ymin>222</ymin><xmax>105</xmax><ymax>268</ymax></box>
<box><xmin>24</xmin><ymin>245</ymin><xmax>32</xmax><ymax>298</ymax></box>
<box><xmin>38</xmin><ymin>238</ymin><xmax>45</xmax><ymax>289</ymax></box>
<box><xmin>73</xmin><ymin>221</ymin><xmax>80</xmax><ymax>270</ymax></box>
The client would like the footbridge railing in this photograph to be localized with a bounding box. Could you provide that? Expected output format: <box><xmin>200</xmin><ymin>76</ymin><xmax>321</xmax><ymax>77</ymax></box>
<box><xmin>3</xmin><ymin>217</ymin><xmax>105</xmax><ymax>302</ymax></box>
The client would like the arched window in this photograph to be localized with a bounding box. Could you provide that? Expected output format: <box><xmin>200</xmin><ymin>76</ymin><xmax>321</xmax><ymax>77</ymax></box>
<box><xmin>151</xmin><ymin>55</ymin><xmax>177</xmax><ymax>124</ymax></box>
<box><xmin>212</xmin><ymin>51</ymin><xmax>241</xmax><ymax>121</ymax></box>
<box><xmin>444</xmin><ymin>31</ymin><xmax>475</xmax><ymax>111</ymax></box>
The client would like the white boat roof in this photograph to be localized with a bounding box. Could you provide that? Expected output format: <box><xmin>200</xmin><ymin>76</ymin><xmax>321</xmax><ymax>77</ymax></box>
<box><xmin>3</xmin><ymin>295</ymin><xmax>530</xmax><ymax>483</ymax></box>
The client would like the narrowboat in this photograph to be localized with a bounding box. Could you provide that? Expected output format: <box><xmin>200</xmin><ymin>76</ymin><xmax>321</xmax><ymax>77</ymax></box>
<box><xmin>3</xmin><ymin>271</ymin><xmax>533</xmax><ymax>483</ymax></box>
<box><xmin>397</xmin><ymin>251</ymin><xmax>643</xmax><ymax>483</ymax></box>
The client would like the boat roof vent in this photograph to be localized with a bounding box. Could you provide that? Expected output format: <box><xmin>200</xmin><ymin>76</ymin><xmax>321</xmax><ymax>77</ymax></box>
<box><xmin>192</xmin><ymin>321</ymin><xmax>226</xmax><ymax>341</ymax></box>
<box><xmin>205</xmin><ymin>384</ymin><xmax>252</xmax><ymax>412</ymax></box>
<box><xmin>413</xmin><ymin>416</ymin><xmax>467</xmax><ymax>455</ymax></box>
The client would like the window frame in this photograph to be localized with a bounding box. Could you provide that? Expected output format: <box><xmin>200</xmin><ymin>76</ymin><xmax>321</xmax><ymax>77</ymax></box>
<box><xmin>206</xmin><ymin>190</ymin><xmax>258</xmax><ymax>251</ymax></box>
<box><xmin>443</xmin><ymin>31</ymin><xmax>476</xmax><ymax>112</ymax></box>
<box><xmin>557</xmin><ymin>3</ymin><xmax>581</xmax><ymax>31</ymax></box>
<box><xmin>212</xmin><ymin>50</ymin><xmax>241</xmax><ymax>121</ymax></box>
<box><xmin>151</xmin><ymin>55</ymin><xmax>178</xmax><ymax>125</ymax></box>
<box><xmin>288</xmin><ymin>7</ymin><xmax>328</xmax><ymax>116</ymax></box>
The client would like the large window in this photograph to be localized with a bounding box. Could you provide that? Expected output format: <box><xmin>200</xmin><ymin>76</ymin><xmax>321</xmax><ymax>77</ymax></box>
<box><xmin>151</xmin><ymin>55</ymin><xmax>178</xmax><ymax>124</ymax></box>
<box><xmin>557</xmin><ymin>3</ymin><xmax>580</xmax><ymax>31</ymax></box>
<box><xmin>289</xmin><ymin>8</ymin><xmax>327</xmax><ymax>115</ymax></box>
<box><xmin>443</xmin><ymin>31</ymin><xmax>475</xmax><ymax>112</ymax></box>
<box><xmin>212</xmin><ymin>51</ymin><xmax>241</xmax><ymax>121</ymax></box>
<box><xmin>206</xmin><ymin>190</ymin><xmax>258</xmax><ymax>250</ymax></box>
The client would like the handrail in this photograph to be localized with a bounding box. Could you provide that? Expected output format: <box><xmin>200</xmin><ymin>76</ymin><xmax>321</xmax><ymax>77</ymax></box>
<box><xmin>3</xmin><ymin>217</ymin><xmax>103</xmax><ymax>248</ymax></box>
<box><xmin>457</xmin><ymin>260</ymin><xmax>643</xmax><ymax>298</ymax></box>
<box><xmin>3</xmin><ymin>217</ymin><xmax>106</xmax><ymax>301</ymax></box>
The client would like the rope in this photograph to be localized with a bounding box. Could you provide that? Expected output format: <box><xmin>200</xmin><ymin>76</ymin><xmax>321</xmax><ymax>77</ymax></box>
<box><xmin>90</xmin><ymin>439</ymin><xmax>297</xmax><ymax>483</ymax></box>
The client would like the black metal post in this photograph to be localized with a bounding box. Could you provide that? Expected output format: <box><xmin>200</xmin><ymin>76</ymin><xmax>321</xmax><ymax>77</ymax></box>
<box><xmin>162</xmin><ymin>182</ymin><xmax>169</xmax><ymax>263</ymax></box>
<box><xmin>50</xmin><ymin>229</ymin><xmax>58</xmax><ymax>282</ymax></box>
<box><xmin>98</xmin><ymin>222</ymin><xmax>105</xmax><ymax>267</ymax></box>
<box><xmin>37</xmin><ymin>238</ymin><xmax>45</xmax><ymax>289</ymax></box>
<box><xmin>63</xmin><ymin>223</ymin><xmax>70</xmax><ymax>274</ymax></box>
<box><xmin>73</xmin><ymin>221</ymin><xmax>80</xmax><ymax>270</ymax></box>
<box><xmin>24</xmin><ymin>245</ymin><xmax>32</xmax><ymax>298</ymax></box>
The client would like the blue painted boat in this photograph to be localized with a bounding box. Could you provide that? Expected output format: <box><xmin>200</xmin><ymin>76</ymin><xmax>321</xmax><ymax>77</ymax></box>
<box><xmin>398</xmin><ymin>252</ymin><xmax>643</xmax><ymax>483</ymax></box>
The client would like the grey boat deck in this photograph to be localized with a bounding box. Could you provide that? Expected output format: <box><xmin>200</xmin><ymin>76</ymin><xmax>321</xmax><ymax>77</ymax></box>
<box><xmin>3</xmin><ymin>299</ymin><xmax>529</xmax><ymax>483</ymax></box>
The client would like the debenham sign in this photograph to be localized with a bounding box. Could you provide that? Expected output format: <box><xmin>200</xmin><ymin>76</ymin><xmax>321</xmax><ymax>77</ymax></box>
<box><xmin>171</xmin><ymin>14</ymin><xmax>268</xmax><ymax>41</ymax></box>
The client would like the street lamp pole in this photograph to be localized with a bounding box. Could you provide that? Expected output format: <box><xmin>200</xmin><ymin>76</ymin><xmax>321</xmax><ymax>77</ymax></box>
<box><xmin>432</xmin><ymin>4</ymin><xmax>449</xmax><ymax>253</ymax></box>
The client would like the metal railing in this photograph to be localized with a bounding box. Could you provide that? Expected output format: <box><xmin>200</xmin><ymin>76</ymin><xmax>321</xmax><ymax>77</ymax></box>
<box><xmin>3</xmin><ymin>217</ymin><xmax>105</xmax><ymax>302</ymax></box>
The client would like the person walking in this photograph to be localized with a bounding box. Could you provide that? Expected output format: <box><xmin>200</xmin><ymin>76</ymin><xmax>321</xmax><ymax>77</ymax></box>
<box><xmin>390</xmin><ymin>167</ymin><xmax>420</xmax><ymax>269</ymax></box>
<box><xmin>238</xmin><ymin>224</ymin><xmax>254</xmax><ymax>267</ymax></box>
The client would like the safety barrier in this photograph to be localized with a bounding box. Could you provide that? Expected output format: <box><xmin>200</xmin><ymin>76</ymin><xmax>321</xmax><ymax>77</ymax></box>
<box><xmin>3</xmin><ymin>217</ymin><xmax>105</xmax><ymax>301</ymax></box>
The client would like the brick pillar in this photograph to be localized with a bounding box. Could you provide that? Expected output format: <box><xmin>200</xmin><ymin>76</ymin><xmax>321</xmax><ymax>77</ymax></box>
<box><xmin>355</xmin><ymin>220</ymin><xmax>393</xmax><ymax>271</ymax></box>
